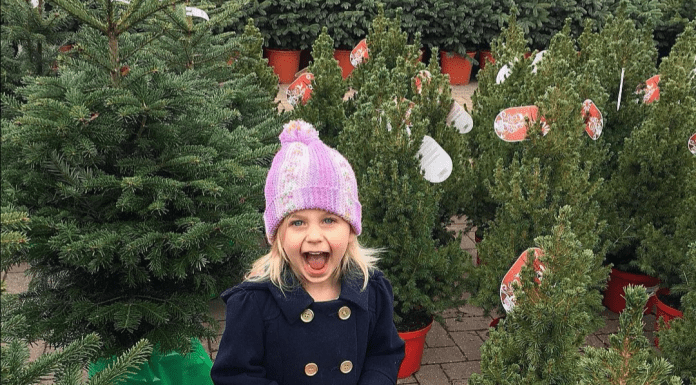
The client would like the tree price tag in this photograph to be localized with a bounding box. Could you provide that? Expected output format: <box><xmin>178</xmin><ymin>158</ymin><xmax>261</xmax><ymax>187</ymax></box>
<box><xmin>494</xmin><ymin>105</ymin><xmax>550</xmax><ymax>142</ymax></box>
<box><xmin>286</xmin><ymin>72</ymin><xmax>314</xmax><ymax>106</ymax></box>
<box><xmin>446</xmin><ymin>101</ymin><xmax>473</xmax><ymax>134</ymax></box>
<box><xmin>496</xmin><ymin>64</ymin><xmax>511</xmax><ymax>84</ymax></box>
<box><xmin>689</xmin><ymin>133</ymin><xmax>696</xmax><ymax>155</ymax></box>
<box><xmin>350</xmin><ymin>39</ymin><xmax>369</xmax><ymax>68</ymax></box>
<box><xmin>414</xmin><ymin>70</ymin><xmax>432</xmax><ymax>94</ymax></box>
<box><xmin>636</xmin><ymin>74</ymin><xmax>660</xmax><ymax>104</ymax></box>
<box><xmin>582</xmin><ymin>99</ymin><xmax>603</xmax><ymax>140</ymax></box>
<box><xmin>501</xmin><ymin>247</ymin><xmax>546</xmax><ymax>313</ymax></box>
<box><xmin>418</xmin><ymin>135</ymin><xmax>452</xmax><ymax>183</ymax></box>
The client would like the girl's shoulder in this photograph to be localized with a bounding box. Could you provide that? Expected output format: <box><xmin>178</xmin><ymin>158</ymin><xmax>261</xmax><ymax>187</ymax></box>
<box><xmin>220</xmin><ymin>280</ymin><xmax>273</xmax><ymax>303</ymax></box>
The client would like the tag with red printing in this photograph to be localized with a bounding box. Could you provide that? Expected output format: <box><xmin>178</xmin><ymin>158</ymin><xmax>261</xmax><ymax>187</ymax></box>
<box><xmin>501</xmin><ymin>247</ymin><xmax>546</xmax><ymax>313</ymax></box>
<box><xmin>447</xmin><ymin>101</ymin><xmax>473</xmax><ymax>134</ymax></box>
<box><xmin>636</xmin><ymin>74</ymin><xmax>660</xmax><ymax>104</ymax></box>
<box><xmin>414</xmin><ymin>70</ymin><xmax>432</xmax><ymax>94</ymax></box>
<box><xmin>419</xmin><ymin>135</ymin><xmax>452</xmax><ymax>183</ymax></box>
<box><xmin>286</xmin><ymin>72</ymin><xmax>314</xmax><ymax>106</ymax></box>
<box><xmin>582</xmin><ymin>99</ymin><xmax>603</xmax><ymax>140</ymax></box>
<box><xmin>689</xmin><ymin>133</ymin><xmax>696</xmax><ymax>155</ymax></box>
<box><xmin>494</xmin><ymin>106</ymin><xmax>550</xmax><ymax>142</ymax></box>
<box><xmin>350</xmin><ymin>39</ymin><xmax>369</xmax><ymax>67</ymax></box>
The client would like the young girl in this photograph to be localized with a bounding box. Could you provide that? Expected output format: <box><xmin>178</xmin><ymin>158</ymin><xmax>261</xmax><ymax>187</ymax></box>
<box><xmin>211</xmin><ymin>120</ymin><xmax>405</xmax><ymax>384</ymax></box>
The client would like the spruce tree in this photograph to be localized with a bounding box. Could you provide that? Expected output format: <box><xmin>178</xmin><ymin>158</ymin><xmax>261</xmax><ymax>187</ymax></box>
<box><xmin>657</xmin><ymin>242</ymin><xmax>696</xmax><ymax>382</ymax></box>
<box><xmin>291</xmin><ymin>26</ymin><xmax>347</xmax><ymax>148</ymax></box>
<box><xmin>336</xmin><ymin>8</ymin><xmax>471</xmax><ymax>327</ymax></box>
<box><xmin>579</xmin><ymin>285</ymin><xmax>682</xmax><ymax>385</ymax></box>
<box><xmin>620</xmin><ymin>21</ymin><xmax>696</xmax><ymax>287</ymax></box>
<box><xmin>1</xmin><ymin>0</ymin><xmax>281</xmax><ymax>357</ymax></box>
<box><xmin>463</xmin><ymin>19</ymin><xmax>609</xmax><ymax>313</ymax></box>
<box><xmin>470</xmin><ymin>207</ymin><xmax>609</xmax><ymax>385</ymax></box>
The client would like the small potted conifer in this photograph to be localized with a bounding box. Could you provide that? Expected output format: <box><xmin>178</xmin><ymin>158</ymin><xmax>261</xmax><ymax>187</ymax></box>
<box><xmin>293</xmin><ymin>7</ymin><xmax>471</xmax><ymax>378</ymax></box>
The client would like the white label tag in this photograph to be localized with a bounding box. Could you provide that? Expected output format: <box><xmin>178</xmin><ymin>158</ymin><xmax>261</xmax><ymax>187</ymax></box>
<box><xmin>419</xmin><ymin>135</ymin><xmax>452</xmax><ymax>183</ymax></box>
<box><xmin>186</xmin><ymin>6</ymin><xmax>209</xmax><ymax>20</ymax></box>
<box><xmin>496</xmin><ymin>64</ymin><xmax>511</xmax><ymax>84</ymax></box>
<box><xmin>617</xmin><ymin>68</ymin><xmax>625</xmax><ymax>111</ymax></box>
<box><xmin>31</xmin><ymin>0</ymin><xmax>39</xmax><ymax>7</ymax></box>
<box><xmin>531</xmin><ymin>50</ymin><xmax>546</xmax><ymax>74</ymax></box>
<box><xmin>446</xmin><ymin>101</ymin><xmax>473</xmax><ymax>134</ymax></box>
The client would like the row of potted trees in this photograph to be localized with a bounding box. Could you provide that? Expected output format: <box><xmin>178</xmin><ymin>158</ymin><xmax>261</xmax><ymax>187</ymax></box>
<box><xmin>227</xmin><ymin>0</ymin><xmax>694</xmax><ymax>84</ymax></box>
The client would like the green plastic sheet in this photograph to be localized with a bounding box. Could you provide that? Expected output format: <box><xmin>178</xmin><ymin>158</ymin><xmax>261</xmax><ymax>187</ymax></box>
<box><xmin>89</xmin><ymin>339</ymin><xmax>213</xmax><ymax>384</ymax></box>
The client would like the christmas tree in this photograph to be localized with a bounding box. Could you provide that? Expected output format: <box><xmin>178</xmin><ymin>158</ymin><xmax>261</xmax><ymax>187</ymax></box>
<box><xmin>619</xmin><ymin>21</ymin><xmax>696</xmax><ymax>287</ymax></box>
<box><xmin>340</xmin><ymin>8</ymin><xmax>471</xmax><ymax>328</ymax></box>
<box><xmin>657</xmin><ymin>242</ymin><xmax>696</xmax><ymax>383</ymax></box>
<box><xmin>463</xmin><ymin>18</ymin><xmax>609</xmax><ymax>313</ymax></box>
<box><xmin>1</xmin><ymin>0</ymin><xmax>281</xmax><ymax>357</ymax></box>
<box><xmin>470</xmin><ymin>207</ymin><xmax>608</xmax><ymax>384</ymax></box>
<box><xmin>291</xmin><ymin>26</ymin><xmax>347</xmax><ymax>148</ymax></box>
<box><xmin>293</xmin><ymin>7</ymin><xmax>471</xmax><ymax>328</ymax></box>
<box><xmin>579</xmin><ymin>285</ymin><xmax>682</xmax><ymax>385</ymax></box>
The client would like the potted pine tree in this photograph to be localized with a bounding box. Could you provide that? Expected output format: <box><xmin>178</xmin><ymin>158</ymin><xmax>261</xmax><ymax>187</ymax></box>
<box><xmin>462</xmin><ymin>15</ymin><xmax>610</xmax><ymax>315</ymax></box>
<box><xmin>607</xmin><ymin>20</ymin><xmax>696</xmax><ymax>317</ymax></box>
<box><xmin>294</xmin><ymin>8</ymin><xmax>471</xmax><ymax>378</ymax></box>
<box><xmin>470</xmin><ymin>207</ymin><xmax>609</xmax><ymax>384</ymax></box>
<box><xmin>657</xmin><ymin>243</ymin><xmax>696</xmax><ymax>383</ymax></box>
<box><xmin>1</xmin><ymin>0</ymin><xmax>282</xmax><ymax>382</ymax></box>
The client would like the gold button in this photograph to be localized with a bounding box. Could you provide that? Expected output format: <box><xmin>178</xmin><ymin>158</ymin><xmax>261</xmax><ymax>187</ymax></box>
<box><xmin>305</xmin><ymin>362</ymin><xmax>318</xmax><ymax>376</ymax></box>
<box><xmin>300</xmin><ymin>308</ymin><xmax>314</xmax><ymax>323</ymax></box>
<box><xmin>338</xmin><ymin>306</ymin><xmax>351</xmax><ymax>320</ymax></box>
<box><xmin>340</xmin><ymin>360</ymin><xmax>353</xmax><ymax>374</ymax></box>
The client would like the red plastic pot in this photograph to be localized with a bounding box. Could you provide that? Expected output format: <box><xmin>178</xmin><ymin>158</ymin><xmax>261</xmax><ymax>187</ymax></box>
<box><xmin>397</xmin><ymin>319</ymin><xmax>433</xmax><ymax>379</ymax></box>
<box><xmin>333</xmin><ymin>49</ymin><xmax>353</xmax><ymax>79</ymax></box>
<box><xmin>266</xmin><ymin>48</ymin><xmax>301</xmax><ymax>84</ymax></box>
<box><xmin>602</xmin><ymin>268</ymin><xmax>659</xmax><ymax>314</ymax></box>
<box><xmin>440</xmin><ymin>51</ymin><xmax>476</xmax><ymax>85</ymax></box>
<box><xmin>653</xmin><ymin>288</ymin><xmax>683</xmax><ymax>347</ymax></box>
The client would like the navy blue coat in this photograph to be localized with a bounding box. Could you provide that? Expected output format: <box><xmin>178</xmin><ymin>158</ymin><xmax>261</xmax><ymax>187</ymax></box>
<box><xmin>210</xmin><ymin>270</ymin><xmax>405</xmax><ymax>385</ymax></box>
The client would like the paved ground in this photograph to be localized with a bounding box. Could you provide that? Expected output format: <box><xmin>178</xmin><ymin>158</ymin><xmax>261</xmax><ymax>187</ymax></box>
<box><xmin>1</xmin><ymin>80</ymin><xmax>658</xmax><ymax>384</ymax></box>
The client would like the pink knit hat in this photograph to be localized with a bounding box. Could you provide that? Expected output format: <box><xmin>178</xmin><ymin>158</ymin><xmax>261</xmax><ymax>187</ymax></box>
<box><xmin>264</xmin><ymin>120</ymin><xmax>361</xmax><ymax>243</ymax></box>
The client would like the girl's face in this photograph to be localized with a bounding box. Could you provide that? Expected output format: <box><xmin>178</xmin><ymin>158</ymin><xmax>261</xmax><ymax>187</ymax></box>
<box><xmin>279</xmin><ymin>209</ymin><xmax>354</xmax><ymax>295</ymax></box>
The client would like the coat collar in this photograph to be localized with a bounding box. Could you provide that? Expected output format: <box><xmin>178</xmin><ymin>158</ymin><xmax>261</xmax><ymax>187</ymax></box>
<box><xmin>269</xmin><ymin>273</ymin><xmax>369</xmax><ymax>324</ymax></box>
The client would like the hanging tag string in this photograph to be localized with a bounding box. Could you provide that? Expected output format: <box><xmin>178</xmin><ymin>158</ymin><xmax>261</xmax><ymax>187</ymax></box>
<box><xmin>617</xmin><ymin>68</ymin><xmax>625</xmax><ymax>111</ymax></box>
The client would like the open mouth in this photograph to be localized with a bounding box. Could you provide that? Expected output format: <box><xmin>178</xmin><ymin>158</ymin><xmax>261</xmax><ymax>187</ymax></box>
<box><xmin>304</xmin><ymin>251</ymin><xmax>329</xmax><ymax>273</ymax></box>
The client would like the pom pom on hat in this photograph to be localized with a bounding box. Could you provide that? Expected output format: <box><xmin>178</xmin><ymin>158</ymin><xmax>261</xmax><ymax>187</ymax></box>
<box><xmin>264</xmin><ymin>120</ymin><xmax>362</xmax><ymax>243</ymax></box>
<box><xmin>279</xmin><ymin>120</ymin><xmax>320</xmax><ymax>145</ymax></box>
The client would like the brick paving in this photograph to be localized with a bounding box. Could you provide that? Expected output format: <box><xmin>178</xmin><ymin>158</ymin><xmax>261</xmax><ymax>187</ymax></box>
<box><xmin>1</xmin><ymin>81</ymin><xmax>659</xmax><ymax>384</ymax></box>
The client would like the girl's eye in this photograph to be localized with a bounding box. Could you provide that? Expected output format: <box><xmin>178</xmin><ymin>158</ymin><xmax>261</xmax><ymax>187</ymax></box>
<box><xmin>289</xmin><ymin>220</ymin><xmax>303</xmax><ymax>227</ymax></box>
<box><xmin>323</xmin><ymin>217</ymin><xmax>336</xmax><ymax>224</ymax></box>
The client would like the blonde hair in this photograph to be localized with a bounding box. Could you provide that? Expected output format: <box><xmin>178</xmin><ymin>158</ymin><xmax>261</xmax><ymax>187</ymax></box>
<box><xmin>246</xmin><ymin>224</ymin><xmax>380</xmax><ymax>292</ymax></box>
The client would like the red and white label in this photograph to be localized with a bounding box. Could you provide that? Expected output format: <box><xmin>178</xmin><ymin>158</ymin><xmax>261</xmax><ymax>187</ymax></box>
<box><xmin>636</xmin><ymin>74</ymin><xmax>660</xmax><ymax>104</ymax></box>
<box><xmin>350</xmin><ymin>39</ymin><xmax>369</xmax><ymax>68</ymax></box>
<box><xmin>689</xmin><ymin>133</ymin><xmax>696</xmax><ymax>155</ymax></box>
<box><xmin>494</xmin><ymin>105</ymin><xmax>550</xmax><ymax>142</ymax></box>
<box><xmin>414</xmin><ymin>70</ymin><xmax>432</xmax><ymax>94</ymax></box>
<box><xmin>286</xmin><ymin>72</ymin><xmax>314</xmax><ymax>106</ymax></box>
<box><xmin>501</xmin><ymin>247</ymin><xmax>546</xmax><ymax>313</ymax></box>
<box><xmin>582</xmin><ymin>99</ymin><xmax>603</xmax><ymax>140</ymax></box>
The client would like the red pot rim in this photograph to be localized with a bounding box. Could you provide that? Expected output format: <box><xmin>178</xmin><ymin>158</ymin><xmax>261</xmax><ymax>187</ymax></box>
<box><xmin>609</xmin><ymin>268</ymin><xmax>660</xmax><ymax>286</ymax></box>
<box><xmin>655</xmin><ymin>288</ymin><xmax>684</xmax><ymax>318</ymax></box>
<box><xmin>398</xmin><ymin>319</ymin><xmax>433</xmax><ymax>339</ymax></box>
